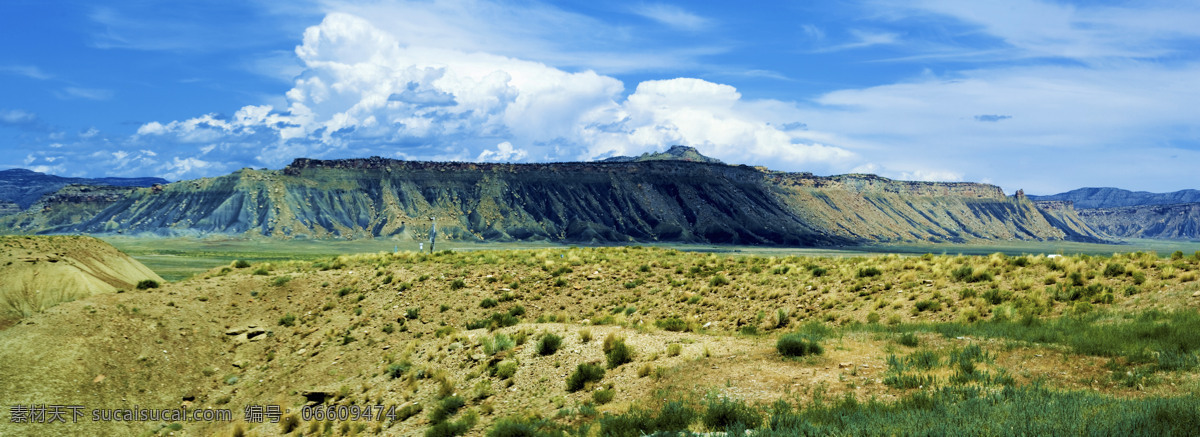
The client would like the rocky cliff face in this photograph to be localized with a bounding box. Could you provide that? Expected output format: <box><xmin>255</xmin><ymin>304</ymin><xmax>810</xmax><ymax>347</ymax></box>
<box><xmin>38</xmin><ymin>156</ymin><xmax>1106</xmax><ymax>245</ymax></box>
<box><xmin>1030</xmin><ymin>187</ymin><xmax>1200</xmax><ymax>210</ymax></box>
<box><xmin>1078</xmin><ymin>203</ymin><xmax>1200</xmax><ymax>240</ymax></box>
<box><xmin>0</xmin><ymin>185</ymin><xmax>142</xmax><ymax>234</ymax></box>
<box><xmin>1030</xmin><ymin>187</ymin><xmax>1200</xmax><ymax>240</ymax></box>
<box><xmin>0</xmin><ymin>168</ymin><xmax>167</xmax><ymax>210</ymax></box>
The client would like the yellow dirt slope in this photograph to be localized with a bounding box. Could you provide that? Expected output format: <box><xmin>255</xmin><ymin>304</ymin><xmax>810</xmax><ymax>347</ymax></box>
<box><xmin>1</xmin><ymin>235</ymin><xmax>162</xmax><ymax>325</ymax></box>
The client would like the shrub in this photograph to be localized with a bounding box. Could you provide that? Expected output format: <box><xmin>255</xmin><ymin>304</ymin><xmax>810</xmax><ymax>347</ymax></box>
<box><xmin>450</xmin><ymin>279</ymin><xmax>466</xmax><ymax>290</ymax></box>
<box><xmin>252</xmin><ymin>267</ymin><xmax>269</xmax><ymax>276</ymax></box>
<box><xmin>136</xmin><ymin>279</ymin><xmax>160</xmax><ymax>290</ymax></box>
<box><xmin>703</xmin><ymin>395</ymin><xmax>761</xmax><ymax>431</ymax></box>
<box><xmin>278</xmin><ymin>313</ymin><xmax>296</xmax><ymax>327</ymax></box>
<box><xmin>656</xmin><ymin>317</ymin><xmax>687</xmax><ymax>332</ymax></box>
<box><xmin>709</xmin><ymin>275</ymin><xmax>730</xmax><ymax>287</ymax></box>
<box><xmin>233</xmin><ymin>259</ymin><xmax>251</xmax><ymax>268</ymax></box>
<box><xmin>270</xmin><ymin>275</ymin><xmax>291</xmax><ymax>287</ymax></box>
<box><xmin>951</xmin><ymin>265</ymin><xmax>974</xmax><ymax>282</ymax></box>
<box><xmin>494</xmin><ymin>360</ymin><xmax>518</xmax><ymax>379</ymax></box>
<box><xmin>1104</xmin><ymin>263</ymin><xmax>1126</xmax><ymax>277</ymax></box>
<box><xmin>898</xmin><ymin>332</ymin><xmax>920</xmax><ymax>347</ymax></box>
<box><xmin>405</xmin><ymin>307</ymin><xmax>420</xmax><ymax>320</ymax></box>
<box><xmin>593</xmin><ymin>388</ymin><xmax>615</xmax><ymax>405</ymax></box>
<box><xmin>537</xmin><ymin>333</ymin><xmax>562</xmax><ymax>356</ymax></box>
<box><xmin>667</xmin><ymin>343</ymin><xmax>682</xmax><ymax>357</ymax></box>
<box><xmin>777</xmin><ymin>333</ymin><xmax>823</xmax><ymax>357</ymax></box>
<box><xmin>857</xmin><ymin>266</ymin><xmax>882</xmax><ymax>278</ymax></box>
<box><xmin>914</xmin><ymin>300</ymin><xmax>941</xmax><ymax>312</ymax></box>
<box><xmin>482</xmin><ymin>333</ymin><xmax>514</xmax><ymax>355</ymax></box>
<box><xmin>606</xmin><ymin>338</ymin><xmax>634</xmax><ymax>369</ymax></box>
<box><xmin>566</xmin><ymin>363</ymin><xmax>605</xmax><ymax>392</ymax></box>
<box><xmin>480</xmin><ymin>298</ymin><xmax>498</xmax><ymax>309</ymax></box>
<box><xmin>386</xmin><ymin>362</ymin><xmax>410</xmax><ymax>379</ymax></box>
<box><xmin>428</xmin><ymin>395</ymin><xmax>465</xmax><ymax>424</ymax></box>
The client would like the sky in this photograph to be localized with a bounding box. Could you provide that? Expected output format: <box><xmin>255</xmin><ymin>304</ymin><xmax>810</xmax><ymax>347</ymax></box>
<box><xmin>2</xmin><ymin>0</ymin><xmax>1199</xmax><ymax>194</ymax></box>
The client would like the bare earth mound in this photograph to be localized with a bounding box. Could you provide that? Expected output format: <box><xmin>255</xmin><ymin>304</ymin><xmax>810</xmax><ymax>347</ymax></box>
<box><xmin>0</xmin><ymin>235</ymin><xmax>163</xmax><ymax>327</ymax></box>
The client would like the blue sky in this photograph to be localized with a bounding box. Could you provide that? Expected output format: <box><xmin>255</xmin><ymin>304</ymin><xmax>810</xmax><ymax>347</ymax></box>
<box><xmin>3</xmin><ymin>0</ymin><xmax>1199</xmax><ymax>194</ymax></box>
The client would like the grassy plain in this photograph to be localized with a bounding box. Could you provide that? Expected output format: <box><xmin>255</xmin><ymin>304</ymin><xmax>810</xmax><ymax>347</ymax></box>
<box><xmin>3</xmin><ymin>238</ymin><xmax>1199</xmax><ymax>435</ymax></box>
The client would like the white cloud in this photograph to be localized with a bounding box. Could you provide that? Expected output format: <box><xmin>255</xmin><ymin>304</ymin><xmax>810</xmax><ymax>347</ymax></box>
<box><xmin>137</xmin><ymin>12</ymin><xmax>858</xmax><ymax>175</ymax></box>
<box><xmin>0</xmin><ymin>109</ymin><xmax>37</xmax><ymax>126</ymax></box>
<box><xmin>0</xmin><ymin>65</ymin><xmax>52</xmax><ymax>80</ymax></box>
<box><xmin>797</xmin><ymin>60</ymin><xmax>1200</xmax><ymax>192</ymax></box>
<box><xmin>477</xmin><ymin>141</ymin><xmax>527</xmax><ymax>162</ymax></box>
<box><xmin>56</xmin><ymin>87</ymin><xmax>115</xmax><ymax>101</ymax></box>
<box><xmin>877</xmin><ymin>0</ymin><xmax>1200</xmax><ymax>61</ymax></box>
<box><xmin>630</xmin><ymin>4</ymin><xmax>710</xmax><ymax>31</ymax></box>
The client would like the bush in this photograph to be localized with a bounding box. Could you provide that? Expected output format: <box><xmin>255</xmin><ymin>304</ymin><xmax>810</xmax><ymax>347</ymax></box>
<box><xmin>898</xmin><ymin>332</ymin><xmax>920</xmax><ymax>347</ymax></box>
<box><xmin>593</xmin><ymin>388</ymin><xmax>615</xmax><ymax>405</ymax></box>
<box><xmin>667</xmin><ymin>343</ymin><xmax>682</xmax><ymax>357</ymax></box>
<box><xmin>482</xmin><ymin>333</ymin><xmax>514</xmax><ymax>355</ymax></box>
<box><xmin>566</xmin><ymin>363</ymin><xmax>605</xmax><ymax>392</ymax></box>
<box><xmin>270</xmin><ymin>275</ymin><xmax>291</xmax><ymax>287</ymax></box>
<box><xmin>703</xmin><ymin>395</ymin><xmax>761</xmax><ymax>431</ymax></box>
<box><xmin>777</xmin><ymin>333</ymin><xmax>823</xmax><ymax>357</ymax></box>
<box><xmin>537</xmin><ymin>333</ymin><xmax>562</xmax><ymax>356</ymax></box>
<box><xmin>857</xmin><ymin>266</ymin><xmax>882</xmax><ymax>278</ymax></box>
<box><xmin>494</xmin><ymin>360</ymin><xmax>518</xmax><ymax>379</ymax></box>
<box><xmin>429</xmin><ymin>395</ymin><xmax>465</xmax><ymax>424</ymax></box>
<box><xmin>386</xmin><ymin>362</ymin><xmax>410</xmax><ymax>379</ymax></box>
<box><xmin>233</xmin><ymin>259</ymin><xmax>251</xmax><ymax>268</ymax></box>
<box><xmin>480</xmin><ymin>298</ymin><xmax>498</xmax><ymax>308</ymax></box>
<box><xmin>709</xmin><ymin>274</ymin><xmax>730</xmax><ymax>287</ymax></box>
<box><xmin>1104</xmin><ymin>263</ymin><xmax>1126</xmax><ymax>277</ymax></box>
<box><xmin>278</xmin><ymin>313</ymin><xmax>296</xmax><ymax>327</ymax></box>
<box><xmin>136</xmin><ymin>279</ymin><xmax>160</xmax><ymax>290</ymax></box>
<box><xmin>606</xmin><ymin>338</ymin><xmax>634</xmax><ymax>369</ymax></box>
<box><xmin>450</xmin><ymin>279</ymin><xmax>467</xmax><ymax>290</ymax></box>
<box><xmin>656</xmin><ymin>317</ymin><xmax>687</xmax><ymax>332</ymax></box>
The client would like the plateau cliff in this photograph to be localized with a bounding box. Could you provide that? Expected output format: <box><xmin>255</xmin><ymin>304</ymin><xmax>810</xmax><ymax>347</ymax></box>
<box><xmin>38</xmin><ymin>156</ymin><xmax>1105</xmax><ymax>245</ymax></box>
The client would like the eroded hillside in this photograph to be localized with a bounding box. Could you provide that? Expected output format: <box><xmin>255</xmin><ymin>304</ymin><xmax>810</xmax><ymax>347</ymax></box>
<box><xmin>45</xmin><ymin>157</ymin><xmax>1107</xmax><ymax>245</ymax></box>
<box><xmin>2</xmin><ymin>245</ymin><xmax>1198</xmax><ymax>435</ymax></box>
<box><xmin>0</xmin><ymin>235</ymin><xmax>163</xmax><ymax>327</ymax></box>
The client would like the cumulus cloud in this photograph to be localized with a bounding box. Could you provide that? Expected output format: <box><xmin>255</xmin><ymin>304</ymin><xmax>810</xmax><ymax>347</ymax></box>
<box><xmin>137</xmin><ymin>12</ymin><xmax>859</xmax><ymax>174</ymax></box>
<box><xmin>477</xmin><ymin>141</ymin><xmax>527</xmax><ymax>162</ymax></box>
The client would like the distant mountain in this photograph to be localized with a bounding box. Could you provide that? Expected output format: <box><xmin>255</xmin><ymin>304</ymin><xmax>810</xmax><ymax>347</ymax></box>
<box><xmin>1078</xmin><ymin>203</ymin><xmax>1200</xmax><ymax>241</ymax></box>
<box><xmin>600</xmin><ymin>145</ymin><xmax>725</xmax><ymax>164</ymax></box>
<box><xmin>1029</xmin><ymin>187</ymin><xmax>1200</xmax><ymax>240</ymax></box>
<box><xmin>1029</xmin><ymin>187</ymin><xmax>1200</xmax><ymax>210</ymax></box>
<box><xmin>0</xmin><ymin>168</ymin><xmax>167</xmax><ymax>211</ymax></box>
<box><xmin>0</xmin><ymin>154</ymin><xmax>1097</xmax><ymax>245</ymax></box>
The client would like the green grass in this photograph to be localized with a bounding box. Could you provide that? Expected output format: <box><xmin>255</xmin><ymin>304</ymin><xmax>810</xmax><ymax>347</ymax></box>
<box><xmin>510</xmin><ymin>385</ymin><xmax>1200</xmax><ymax>436</ymax></box>
<box><xmin>869</xmin><ymin>310</ymin><xmax>1200</xmax><ymax>369</ymax></box>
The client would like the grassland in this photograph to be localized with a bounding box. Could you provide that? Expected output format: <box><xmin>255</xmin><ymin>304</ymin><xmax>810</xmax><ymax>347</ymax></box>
<box><xmin>101</xmin><ymin>235</ymin><xmax>1200</xmax><ymax>283</ymax></box>
<box><xmin>2</xmin><ymin>240</ymin><xmax>1199</xmax><ymax>436</ymax></box>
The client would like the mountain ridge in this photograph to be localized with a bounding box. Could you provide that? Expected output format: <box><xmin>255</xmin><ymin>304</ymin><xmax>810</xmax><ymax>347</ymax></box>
<box><xmin>7</xmin><ymin>155</ymin><xmax>1103</xmax><ymax>245</ymax></box>
<box><xmin>0</xmin><ymin>168</ymin><xmax>167</xmax><ymax>210</ymax></box>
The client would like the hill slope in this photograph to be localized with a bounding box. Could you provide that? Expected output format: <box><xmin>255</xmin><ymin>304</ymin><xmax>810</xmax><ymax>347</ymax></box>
<box><xmin>49</xmin><ymin>157</ymin><xmax>1106</xmax><ymax>244</ymax></box>
<box><xmin>1079</xmin><ymin>203</ymin><xmax>1200</xmax><ymax>240</ymax></box>
<box><xmin>1031</xmin><ymin>187</ymin><xmax>1200</xmax><ymax>240</ymax></box>
<box><xmin>0</xmin><ymin>235</ymin><xmax>163</xmax><ymax>326</ymax></box>
<box><xmin>1030</xmin><ymin>187</ymin><xmax>1200</xmax><ymax>210</ymax></box>
<box><xmin>0</xmin><ymin>168</ymin><xmax>166</xmax><ymax>210</ymax></box>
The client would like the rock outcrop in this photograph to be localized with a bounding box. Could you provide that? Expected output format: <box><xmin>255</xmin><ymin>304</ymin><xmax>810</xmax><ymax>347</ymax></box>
<box><xmin>34</xmin><ymin>156</ymin><xmax>1108</xmax><ymax>245</ymax></box>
